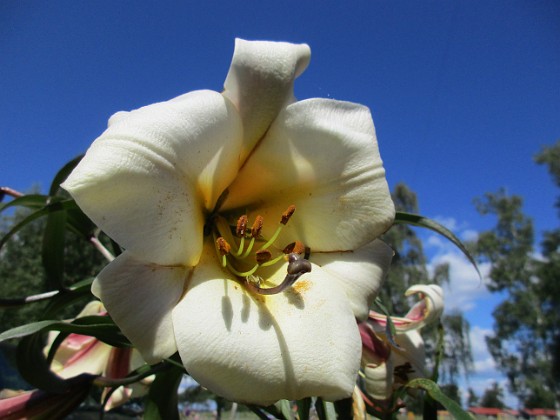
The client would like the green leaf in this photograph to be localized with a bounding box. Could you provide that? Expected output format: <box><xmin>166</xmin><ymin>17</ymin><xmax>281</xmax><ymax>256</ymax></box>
<box><xmin>406</xmin><ymin>378</ymin><xmax>471</xmax><ymax>420</ymax></box>
<box><xmin>0</xmin><ymin>194</ymin><xmax>48</xmax><ymax>213</ymax></box>
<box><xmin>296</xmin><ymin>397</ymin><xmax>312</xmax><ymax>420</ymax></box>
<box><xmin>42</xmin><ymin>199</ymin><xmax>67</xmax><ymax>290</ymax></box>
<box><xmin>43</xmin><ymin>278</ymin><xmax>94</xmax><ymax>318</ymax></box>
<box><xmin>373</xmin><ymin>298</ymin><xmax>401</xmax><ymax>349</ymax></box>
<box><xmin>16</xmin><ymin>332</ymin><xmax>69</xmax><ymax>392</ymax></box>
<box><xmin>431</xmin><ymin>322</ymin><xmax>445</xmax><ymax>382</ymax></box>
<box><xmin>333</xmin><ymin>398</ymin><xmax>353</xmax><ymax>419</ymax></box>
<box><xmin>49</xmin><ymin>155</ymin><xmax>83</xmax><ymax>197</ymax></box>
<box><xmin>314</xmin><ymin>398</ymin><xmax>337</xmax><ymax>420</ymax></box>
<box><xmin>0</xmin><ymin>315</ymin><xmax>129</xmax><ymax>347</ymax></box>
<box><xmin>143</xmin><ymin>364</ymin><xmax>184</xmax><ymax>420</ymax></box>
<box><xmin>0</xmin><ymin>199</ymin><xmax>78</xmax><ymax>251</ymax></box>
<box><xmin>395</xmin><ymin>212</ymin><xmax>481</xmax><ymax>278</ymax></box>
<box><xmin>275</xmin><ymin>400</ymin><xmax>293</xmax><ymax>419</ymax></box>
<box><xmin>247</xmin><ymin>405</ymin><xmax>272</xmax><ymax>420</ymax></box>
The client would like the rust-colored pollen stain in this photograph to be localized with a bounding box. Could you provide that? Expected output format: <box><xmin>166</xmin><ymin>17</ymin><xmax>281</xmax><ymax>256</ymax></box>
<box><xmin>216</xmin><ymin>237</ymin><xmax>231</xmax><ymax>256</ymax></box>
<box><xmin>251</xmin><ymin>215</ymin><xmax>264</xmax><ymax>238</ymax></box>
<box><xmin>280</xmin><ymin>204</ymin><xmax>296</xmax><ymax>225</ymax></box>
<box><xmin>292</xmin><ymin>278</ymin><xmax>311</xmax><ymax>295</ymax></box>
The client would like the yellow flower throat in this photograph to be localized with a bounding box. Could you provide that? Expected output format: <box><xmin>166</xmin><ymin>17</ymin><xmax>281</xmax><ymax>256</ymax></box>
<box><xmin>210</xmin><ymin>205</ymin><xmax>311</xmax><ymax>295</ymax></box>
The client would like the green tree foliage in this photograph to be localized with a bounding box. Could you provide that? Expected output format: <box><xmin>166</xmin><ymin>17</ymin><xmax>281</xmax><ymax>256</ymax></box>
<box><xmin>467</xmin><ymin>388</ymin><xmax>479</xmax><ymax>408</ymax></box>
<box><xmin>474</xmin><ymin>140</ymin><xmax>560</xmax><ymax>408</ymax></box>
<box><xmin>480</xmin><ymin>382</ymin><xmax>506</xmax><ymax>409</ymax></box>
<box><xmin>0</xmin><ymin>208</ymin><xmax>108</xmax><ymax>330</ymax></box>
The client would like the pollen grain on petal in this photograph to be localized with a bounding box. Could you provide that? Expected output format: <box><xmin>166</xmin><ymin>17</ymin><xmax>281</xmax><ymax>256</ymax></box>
<box><xmin>216</xmin><ymin>237</ymin><xmax>231</xmax><ymax>256</ymax></box>
<box><xmin>281</xmin><ymin>205</ymin><xmax>296</xmax><ymax>225</ymax></box>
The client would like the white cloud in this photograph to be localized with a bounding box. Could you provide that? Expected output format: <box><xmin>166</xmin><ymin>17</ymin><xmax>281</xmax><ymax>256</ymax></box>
<box><xmin>427</xmin><ymin>242</ymin><xmax>491</xmax><ymax>312</ymax></box>
<box><xmin>469</xmin><ymin>326</ymin><xmax>496</xmax><ymax>374</ymax></box>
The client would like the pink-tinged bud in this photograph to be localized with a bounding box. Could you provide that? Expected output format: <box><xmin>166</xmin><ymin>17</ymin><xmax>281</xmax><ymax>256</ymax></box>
<box><xmin>105</xmin><ymin>347</ymin><xmax>132</xmax><ymax>380</ymax></box>
<box><xmin>0</xmin><ymin>375</ymin><xmax>93</xmax><ymax>420</ymax></box>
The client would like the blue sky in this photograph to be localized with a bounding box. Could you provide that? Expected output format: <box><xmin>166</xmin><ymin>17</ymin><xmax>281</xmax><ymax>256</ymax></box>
<box><xmin>2</xmin><ymin>0</ymin><xmax>559</xmax><ymax>407</ymax></box>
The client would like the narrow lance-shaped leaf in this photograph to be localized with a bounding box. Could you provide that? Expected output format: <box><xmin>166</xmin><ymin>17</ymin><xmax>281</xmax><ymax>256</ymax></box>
<box><xmin>395</xmin><ymin>212</ymin><xmax>481</xmax><ymax>278</ymax></box>
<box><xmin>0</xmin><ymin>316</ymin><xmax>129</xmax><ymax>348</ymax></box>
<box><xmin>0</xmin><ymin>194</ymin><xmax>48</xmax><ymax>213</ymax></box>
<box><xmin>49</xmin><ymin>155</ymin><xmax>84</xmax><ymax>197</ymax></box>
<box><xmin>406</xmin><ymin>378</ymin><xmax>471</xmax><ymax>420</ymax></box>
<box><xmin>143</xmin><ymin>364</ymin><xmax>184</xmax><ymax>420</ymax></box>
<box><xmin>0</xmin><ymin>199</ymin><xmax>79</xmax><ymax>251</ymax></box>
<box><xmin>296</xmin><ymin>397</ymin><xmax>312</xmax><ymax>420</ymax></box>
<box><xmin>42</xmin><ymin>198</ymin><xmax>67</xmax><ymax>290</ymax></box>
<box><xmin>17</xmin><ymin>332</ymin><xmax>70</xmax><ymax>393</ymax></box>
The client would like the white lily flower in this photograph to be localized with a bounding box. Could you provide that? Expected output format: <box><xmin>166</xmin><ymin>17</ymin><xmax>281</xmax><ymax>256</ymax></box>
<box><xmin>359</xmin><ymin>285</ymin><xmax>444</xmax><ymax>400</ymax></box>
<box><xmin>62</xmin><ymin>39</ymin><xmax>395</xmax><ymax>405</ymax></box>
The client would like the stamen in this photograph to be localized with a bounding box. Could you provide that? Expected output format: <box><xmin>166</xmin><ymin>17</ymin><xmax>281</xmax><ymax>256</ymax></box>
<box><xmin>227</xmin><ymin>263</ymin><xmax>260</xmax><ymax>278</ymax></box>
<box><xmin>240</xmin><ymin>237</ymin><xmax>256</xmax><ymax>259</ymax></box>
<box><xmin>239</xmin><ymin>215</ymin><xmax>263</xmax><ymax>258</ymax></box>
<box><xmin>236</xmin><ymin>215</ymin><xmax>248</xmax><ymax>237</ymax></box>
<box><xmin>251</xmin><ymin>215</ymin><xmax>264</xmax><ymax>238</ymax></box>
<box><xmin>260</xmin><ymin>253</ymin><xmax>286</xmax><ymax>267</ymax></box>
<box><xmin>216</xmin><ymin>237</ymin><xmax>231</xmax><ymax>256</ymax></box>
<box><xmin>216</xmin><ymin>237</ymin><xmax>231</xmax><ymax>267</ymax></box>
<box><xmin>255</xmin><ymin>249</ymin><xmax>272</xmax><ymax>264</ymax></box>
<box><xmin>281</xmin><ymin>205</ymin><xmax>296</xmax><ymax>225</ymax></box>
<box><xmin>283</xmin><ymin>240</ymin><xmax>306</xmax><ymax>255</ymax></box>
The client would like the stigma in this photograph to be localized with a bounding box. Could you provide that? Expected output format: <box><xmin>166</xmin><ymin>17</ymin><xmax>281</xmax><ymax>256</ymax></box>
<box><xmin>213</xmin><ymin>205</ymin><xmax>311</xmax><ymax>295</ymax></box>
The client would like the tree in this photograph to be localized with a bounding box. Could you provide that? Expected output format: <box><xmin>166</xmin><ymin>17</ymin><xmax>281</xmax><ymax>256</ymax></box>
<box><xmin>0</xmin><ymin>208</ymin><xmax>109</xmax><ymax>330</ymax></box>
<box><xmin>480</xmin><ymin>382</ymin><xmax>505</xmax><ymax>409</ymax></box>
<box><xmin>467</xmin><ymin>388</ymin><xmax>479</xmax><ymax>407</ymax></box>
<box><xmin>474</xmin><ymin>140</ymin><xmax>560</xmax><ymax>408</ymax></box>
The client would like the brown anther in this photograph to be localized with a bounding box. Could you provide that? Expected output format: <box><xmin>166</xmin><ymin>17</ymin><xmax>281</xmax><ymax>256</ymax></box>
<box><xmin>251</xmin><ymin>215</ymin><xmax>264</xmax><ymax>238</ymax></box>
<box><xmin>280</xmin><ymin>205</ymin><xmax>296</xmax><ymax>225</ymax></box>
<box><xmin>255</xmin><ymin>249</ymin><xmax>272</xmax><ymax>264</ymax></box>
<box><xmin>236</xmin><ymin>215</ymin><xmax>248</xmax><ymax>237</ymax></box>
<box><xmin>216</xmin><ymin>237</ymin><xmax>231</xmax><ymax>256</ymax></box>
<box><xmin>283</xmin><ymin>240</ymin><xmax>306</xmax><ymax>255</ymax></box>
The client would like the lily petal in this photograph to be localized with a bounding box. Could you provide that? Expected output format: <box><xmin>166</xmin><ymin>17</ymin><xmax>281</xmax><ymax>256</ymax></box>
<box><xmin>311</xmin><ymin>239</ymin><xmax>393</xmax><ymax>321</ymax></box>
<box><xmin>403</xmin><ymin>284</ymin><xmax>444</xmax><ymax>329</ymax></box>
<box><xmin>63</xmin><ymin>90</ymin><xmax>243</xmax><ymax>266</ymax></box>
<box><xmin>172</xmin><ymin>242</ymin><xmax>361</xmax><ymax>405</ymax></box>
<box><xmin>369</xmin><ymin>284</ymin><xmax>444</xmax><ymax>333</ymax></box>
<box><xmin>391</xmin><ymin>330</ymin><xmax>427</xmax><ymax>382</ymax></box>
<box><xmin>223</xmin><ymin>38</ymin><xmax>311</xmax><ymax>162</ymax></box>
<box><xmin>223</xmin><ymin>98</ymin><xmax>395</xmax><ymax>252</ymax></box>
<box><xmin>53</xmin><ymin>341</ymin><xmax>111</xmax><ymax>379</ymax></box>
<box><xmin>363</xmin><ymin>358</ymin><xmax>394</xmax><ymax>401</ymax></box>
<box><xmin>92</xmin><ymin>252</ymin><xmax>187</xmax><ymax>363</ymax></box>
